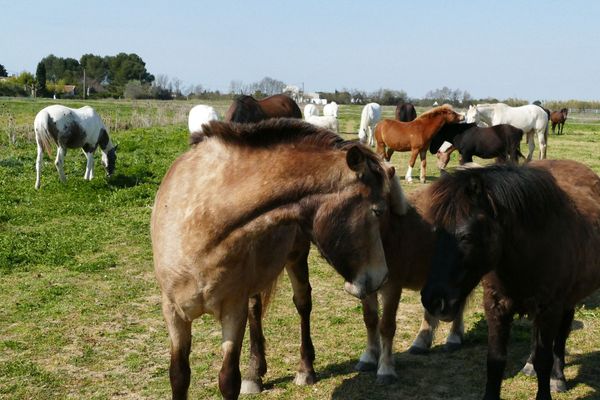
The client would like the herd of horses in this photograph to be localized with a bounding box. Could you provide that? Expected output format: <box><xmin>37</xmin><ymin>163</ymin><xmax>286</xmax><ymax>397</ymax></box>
<box><xmin>29</xmin><ymin>94</ymin><xmax>598</xmax><ymax>400</ymax></box>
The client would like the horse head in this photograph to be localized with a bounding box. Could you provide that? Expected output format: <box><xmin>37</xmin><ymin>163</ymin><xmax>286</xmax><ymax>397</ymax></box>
<box><xmin>465</xmin><ymin>105</ymin><xmax>479</xmax><ymax>124</ymax></box>
<box><xmin>102</xmin><ymin>144</ymin><xmax>117</xmax><ymax>176</ymax></box>
<box><xmin>420</xmin><ymin>167</ymin><xmax>502</xmax><ymax>321</ymax></box>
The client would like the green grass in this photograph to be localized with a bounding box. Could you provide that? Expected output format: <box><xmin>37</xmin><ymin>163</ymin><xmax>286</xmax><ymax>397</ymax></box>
<box><xmin>0</xmin><ymin>98</ymin><xmax>599</xmax><ymax>399</ymax></box>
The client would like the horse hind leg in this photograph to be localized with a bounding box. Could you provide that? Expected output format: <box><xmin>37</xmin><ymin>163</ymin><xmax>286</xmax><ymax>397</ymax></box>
<box><xmin>83</xmin><ymin>150</ymin><xmax>94</xmax><ymax>180</ymax></box>
<box><xmin>419</xmin><ymin>149</ymin><xmax>427</xmax><ymax>184</ymax></box>
<box><xmin>526</xmin><ymin>132</ymin><xmax>535</xmax><ymax>162</ymax></box>
<box><xmin>162</xmin><ymin>301</ymin><xmax>192</xmax><ymax>400</ymax></box>
<box><xmin>219</xmin><ymin>298</ymin><xmax>249</xmax><ymax>400</ymax></box>
<box><xmin>35</xmin><ymin>140</ymin><xmax>44</xmax><ymax>189</ymax></box>
<box><xmin>55</xmin><ymin>146</ymin><xmax>67</xmax><ymax>183</ymax></box>
<box><xmin>550</xmin><ymin>307</ymin><xmax>574</xmax><ymax>393</ymax></box>
<box><xmin>241</xmin><ymin>294</ymin><xmax>267</xmax><ymax>394</ymax></box>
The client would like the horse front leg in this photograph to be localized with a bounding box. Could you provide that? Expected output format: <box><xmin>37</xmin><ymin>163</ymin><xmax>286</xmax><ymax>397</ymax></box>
<box><xmin>419</xmin><ymin>149</ymin><xmax>427</xmax><ymax>183</ymax></box>
<box><xmin>356</xmin><ymin>291</ymin><xmax>379</xmax><ymax>371</ymax></box>
<box><xmin>162</xmin><ymin>300</ymin><xmax>192</xmax><ymax>400</ymax></box>
<box><xmin>219</xmin><ymin>298</ymin><xmax>248</xmax><ymax>400</ymax></box>
<box><xmin>532</xmin><ymin>313</ymin><xmax>562</xmax><ymax>400</ymax></box>
<box><xmin>409</xmin><ymin>309</ymin><xmax>438</xmax><ymax>354</ymax></box>
<box><xmin>483</xmin><ymin>289</ymin><xmax>514</xmax><ymax>400</ymax></box>
<box><xmin>537</xmin><ymin>129</ymin><xmax>547</xmax><ymax>160</ymax></box>
<box><xmin>526</xmin><ymin>132</ymin><xmax>535</xmax><ymax>162</ymax></box>
<box><xmin>405</xmin><ymin>150</ymin><xmax>418</xmax><ymax>183</ymax></box>
<box><xmin>445</xmin><ymin>299</ymin><xmax>465</xmax><ymax>352</ymax></box>
<box><xmin>376</xmin><ymin>283</ymin><xmax>402</xmax><ymax>385</ymax></box>
<box><xmin>285</xmin><ymin>240</ymin><xmax>316</xmax><ymax>386</ymax></box>
<box><xmin>55</xmin><ymin>145</ymin><xmax>67</xmax><ymax>183</ymax></box>
<box><xmin>550</xmin><ymin>307</ymin><xmax>574</xmax><ymax>393</ymax></box>
<box><xmin>241</xmin><ymin>294</ymin><xmax>267</xmax><ymax>394</ymax></box>
<box><xmin>35</xmin><ymin>140</ymin><xmax>44</xmax><ymax>189</ymax></box>
<box><xmin>83</xmin><ymin>150</ymin><xmax>94</xmax><ymax>180</ymax></box>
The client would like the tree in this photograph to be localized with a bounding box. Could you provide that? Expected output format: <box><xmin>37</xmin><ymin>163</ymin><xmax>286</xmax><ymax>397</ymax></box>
<box><xmin>36</xmin><ymin>62</ymin><xmax>47</xmax><ymax>97</ymax></box>
<box><xmin>0</xmin><ymin>64</ymin><xmax>7</xmax><ymax>77</ymax></box>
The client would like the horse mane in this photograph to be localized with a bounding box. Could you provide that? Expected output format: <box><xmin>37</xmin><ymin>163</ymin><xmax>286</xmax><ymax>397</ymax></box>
<box><xmin>418</xmin><ymin>104</ymin><xmax>454</xmax><ymax>120</ymax></box>
<box><xmin>191</xmin><ymin>118</ymin><xmax>377</xmax><ymax>158</ymax></box>
<box><xmin>427</xmin><ymin>164</ymin><xmax>571</xmax><ymax>229</ymax></box>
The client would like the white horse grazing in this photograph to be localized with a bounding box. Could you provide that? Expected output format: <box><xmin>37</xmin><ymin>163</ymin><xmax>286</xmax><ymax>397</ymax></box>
<box><xmin>466</xmin><ymin>103</ymin><xmax>548</xmax><ymax>160</ymax></box>
<box><xmin>303</xmin><ymin>103</ymin><xmax>319</xmax><ymax>118</ymax></box>
<box><xmin>305</xmin><ymin>115</ymin><xmax>339</xmax><ymax>133</ymax></box>
<box><xmin>358</xmin><ymin>103</ymin><xmax>381</xmax><ymax>146</ymax></box>
<box><xmin>34</xmin><ymin>105</ymin><xmax>117</xmax><ymax>189</ymax></box>
<box><xmin>188</xmin><ymin>104</ymin><xmax>219</xmax><ymax>134</ymax></box>
<box><xmin>323</xmin><ymin>101</ymin><xmax>339</xmax><ymax>118</ymax></box>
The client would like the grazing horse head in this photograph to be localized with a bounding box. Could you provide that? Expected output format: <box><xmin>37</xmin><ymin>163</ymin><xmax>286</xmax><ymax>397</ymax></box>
<box><xmin>101</xmin><ymin>144</ymin><xmax>117</xmax><ymax>176</ymax></box>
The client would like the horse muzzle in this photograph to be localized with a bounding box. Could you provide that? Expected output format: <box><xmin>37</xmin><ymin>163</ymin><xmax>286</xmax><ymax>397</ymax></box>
<box><xmin>344</xmin><ymin>271</ymin><xmax>388</xmax><ymax>299</ymax></box>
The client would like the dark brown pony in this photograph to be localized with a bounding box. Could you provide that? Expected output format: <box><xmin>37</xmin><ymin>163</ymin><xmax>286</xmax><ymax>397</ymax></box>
<box><xmin>395</xmin><ymin>102</ymin><xmax>417</xmax><ymax>122</ymax></box>
<box><xmin>430</xmin><ymin>123</ymin><xmax>524</xmax><ymax>169</ymax></box>
<box><xmin>374</xmin><ymin>104</ymin><xmax>464</xmax><ymax>183</ymax></box>
<box><xmin>241</xmin><ymin>188</ymin><xmax>467</xmax><ymax>392</ymax></box>
<box><xmin>421</xmin><ymin>160</ymin><xmax>600</xmax><ymax>400</ymax></box>
<box><xmin>550</xmin><ymin>108</ymin><xmax>568</xmax><ymax>135</ymax></box>
<box><xmin>224</xmin><ymin>94</ymin><xmax>302</xmax><ymax>123</ymax></box>
<box><xmin>152</xmin><ymin>118</ymin><xmax>407</xmax><ymax>400</ymax></box>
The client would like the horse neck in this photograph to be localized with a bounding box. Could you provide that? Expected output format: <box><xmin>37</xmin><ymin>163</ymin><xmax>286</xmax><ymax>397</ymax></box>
<box><xmin>422</xmin><ymin>115</ymin><xmax>448</xmax><ymax>140</ymax></box>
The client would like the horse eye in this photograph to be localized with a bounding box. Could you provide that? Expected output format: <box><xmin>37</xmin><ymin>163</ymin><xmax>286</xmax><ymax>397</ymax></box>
<box><xmin>372</xmin><ymin>206</ymin><xmax>384</xmax><ymax>217</ymax></box>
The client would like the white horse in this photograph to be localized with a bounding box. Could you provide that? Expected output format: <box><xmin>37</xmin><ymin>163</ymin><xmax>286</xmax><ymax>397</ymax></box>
<box><xmin>34</xmin><ymin>105</ymin><xmax>117</xmax><ymax>189</ymax></box>
<box><xmin>305</xmin><ymin>115</ymin><xmax>339</xmax><ymax>132</ymax></box>
<box><xmin>358</xmin><ymin>103</ymin><xmax>381</xmax><ymax>147</ymax></box>
<box><xmin>303</xmin><ymin>103</ymin><xmax>319</xmax><ymax>118</ymax></box>
<box><xmin>465</xmin><ymin>103</ymin><xmax>548</xmax><ymax>160</ymax></box>
<box><xmin>188</xmin><ymin>104</ymin><xmax>220</xmax><ymax>134</ymax></box>
<box><xmin>323</xmin><ymin>101</ymin><xmax>339</xmax><ymax>118</ymax></box>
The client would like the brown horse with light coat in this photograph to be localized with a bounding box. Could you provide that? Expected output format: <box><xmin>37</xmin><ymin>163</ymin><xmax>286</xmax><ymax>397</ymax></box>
<box><xmin>224</xmin><ymin>94</ymin><xmax>302</xmax><ymax>123</ymax></box>
<box><xmin>152</xmin><ymin>118</ymin><xmax>406</xmax><ymax>400</ymax></box>
<box><xmin>374</xmin><ymin>104</ymin><xmax>464</xmax><ymax>183</ymax></box>
<box><xmin>550</xmin><ymin>108</ymin><xmax>568</xmax><ymax>135</ymax></box>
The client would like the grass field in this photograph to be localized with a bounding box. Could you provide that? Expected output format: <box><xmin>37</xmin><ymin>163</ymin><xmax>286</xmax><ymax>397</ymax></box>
<box><xmin>0</xmin><ymin>98</ymin><xmax>599</xmax><ymax>399</ymax></box>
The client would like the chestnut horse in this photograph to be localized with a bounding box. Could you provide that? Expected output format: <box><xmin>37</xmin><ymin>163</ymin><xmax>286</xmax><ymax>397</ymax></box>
<box><xmin>152</xmin><ymin>118</ymin><xmax>407</xmax><ymax>400</ymax></box>
<box><xmin>374</xmin><ymin>104</ymin><xmax>464</xmax><ymax>183</ymax></box>
<box><xmin>550</xmin><ymin>108</ymin><xmax>568</xmax><ymax>135</ymax></box>
<box><xmin>241</xmin><ymin>188</ymin><xmax>467</xmax><ymax>392</ymax></box>
<box><xmin>395</xmin><ymin>102</ymin><xmax>417</xmax><ymax>122</ymax></box>
<box><xmin>421</xmin><ymin>160</ymin><xmax>600</xmax><ymax>400</ymax></box>
<box><xmin>430</xmin><ymin>123</ymin><xmax>524</xmax><ymax>170</ymax></box>
<box><xmin>224</xmin><ymin>94</ymin><xmax>302</xmax><ymax>123</ymax></box>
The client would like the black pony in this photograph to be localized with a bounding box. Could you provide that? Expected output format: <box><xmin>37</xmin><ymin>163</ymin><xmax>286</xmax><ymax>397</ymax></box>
<box><xmin>395</xmin><ymin>102</ymin><xmax>417</xmax><ymax>122</ymax></box>
<box><xmin>429</xmin><ymin>122</ymin><xmax>523</xmax><ymax>169</ymax></box>
<box><xmin>421</xmin><ymin>160</ymin><xmax>600</xmax><ymax>400</ymax></box>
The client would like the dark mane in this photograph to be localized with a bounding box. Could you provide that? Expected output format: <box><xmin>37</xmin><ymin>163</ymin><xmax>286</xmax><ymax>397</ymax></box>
<box><xmin>427</xmin><ymin>164</ymin><xmax>571</xmax><ymax>229</ymax></box>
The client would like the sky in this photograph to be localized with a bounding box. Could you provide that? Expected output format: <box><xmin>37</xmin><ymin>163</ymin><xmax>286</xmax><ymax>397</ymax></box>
<box><xmin>1</xmin><ymin>0</ymin><xmax>599</xmax><ymax>101</ymax></box>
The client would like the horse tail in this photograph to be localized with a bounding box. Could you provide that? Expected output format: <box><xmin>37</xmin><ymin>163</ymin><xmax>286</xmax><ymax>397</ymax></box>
<box><xmin>258</xmin><ymin>273</ymin><xmax>281</xmax><ymax>317</ymax></box>
<box><xmin>34</xmin><ymin>111</ymin><xmax>54</xmax><ymax>156</ymax></box>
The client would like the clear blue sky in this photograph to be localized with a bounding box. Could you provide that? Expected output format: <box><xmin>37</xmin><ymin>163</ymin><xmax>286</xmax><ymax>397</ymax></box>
<box><xmin>1</xmin><ymin>0</ymin><xmax>599</xmax><ymax>101</ymax></box>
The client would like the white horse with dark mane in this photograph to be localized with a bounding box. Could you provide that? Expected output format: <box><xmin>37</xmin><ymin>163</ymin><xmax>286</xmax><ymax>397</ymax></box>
<box><xmin>303</xmin><ymin>103</ymin><xmax>319</xmax><ymax>118</ymax></box>
<box><xmin>305</xmin><ymin>115</ymin><xmax>339</xmax><ymax>133</ymax></box>
<box><xmin>465</xmin><ymin>103</ymin><xmax>548</xmax><ymax>160</ymax></box>
<box><xmin>34</xmin><ymin>105</ymin><xmax>117</xmax><ymax>189</ymax></box>
<box><xmin>323</xmin><ymin>101</ymin><xmax>339</xmax><ymax>118</ymax></box>
<box><xmin>358</xmin><ymin>102</ymin><xmax>381</xmax><ymax>146</ymax></box>
<box><xmin>188</xmin><ymin>104</ymin><xmax>220</xmax><ymax>134</ymax></box>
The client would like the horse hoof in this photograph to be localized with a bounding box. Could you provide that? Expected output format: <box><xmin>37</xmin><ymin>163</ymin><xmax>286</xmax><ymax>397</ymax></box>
<box><xmin>443</xmin><ymin>342</ymin><xmax>462</xmax><ymax>353</ymax></box>
<box><xmin>294</xmin><ymin>371</ymin><xmax>317</xmax><ymax>386</ymax></box>
<box><xmin>550</xmin><ymin>377</ymin><xmax>567</xmax><ymax>393</ymax></box>
<box><xmin>240</xmin><ymin>379</ymin><xmax>263</xmax><ymax>394</ymax></box>
<box><xmin>521</xmin><ymin>362</ymin><xmax>536</xmax><ymax>377</ymax></box>
<box><xmin>420</xmin><ymin>179</ymin><xmax>426</xmax><ymax>184</ymax></box>
<box><xmin>408</xmin><ymin>345</ymin><xmax>429</xmax><ymax>355</ymax></box>
<box><xmin>376</xmin><ymin>374</ymin><xmax>397</xmax><ymax>385</ymax></box>
<box><xmin>355</xmin><ymin>361</ymin><xmax>377</xmax><ymax>372</ymax></box>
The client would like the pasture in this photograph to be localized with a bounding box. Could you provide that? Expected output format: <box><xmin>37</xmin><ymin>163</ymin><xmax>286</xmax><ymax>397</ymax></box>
<box><xmin>1</xmin><ymin>98</ymin><xmax>599</xmax><ymax>399</ymax></box>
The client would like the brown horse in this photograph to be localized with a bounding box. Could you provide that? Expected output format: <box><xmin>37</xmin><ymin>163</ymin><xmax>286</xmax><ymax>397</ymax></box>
<box><xmin>374</xmin><ymin>104</ymin><xmax>464</xmax><ymax>183</ymax></box>
<box><xmin>152</xmin><ymin>118</ymin><xmax>407</xmax><ymax>400</ymax></box>
<box><xmin>421</xmin><ymin>160</ymin><xmax>600</xmax><ymax>400</ymax></box>
<box><xmin>395</xmin><ymin>102</ymin><xmax>417</xmax><ymax>122</ymax></box>
<box><xmin>224</xmin><ymin>94</ymin><xmax>302</xmax><ymax>123</ymax></box>
<box><xmin>241</xmin><ymin>188</ymin><xmax>467</xmax><ymax>392</ymax></box>
<box><xmin>550</xmin><ymin>108</ymin><xmax>568</xmax><ymax>135</ymax></box>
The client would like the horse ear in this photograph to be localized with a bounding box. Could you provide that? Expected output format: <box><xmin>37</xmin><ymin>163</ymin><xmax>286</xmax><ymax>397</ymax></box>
<box><xmin>346</xmin><ymin>145</ymin><xmax>366</xmax><ymax>173</ymax></box>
